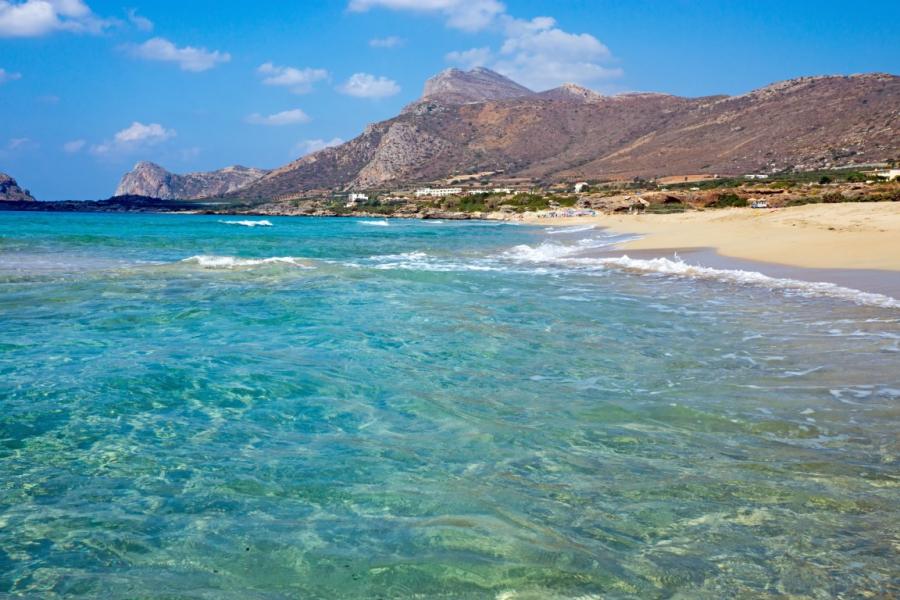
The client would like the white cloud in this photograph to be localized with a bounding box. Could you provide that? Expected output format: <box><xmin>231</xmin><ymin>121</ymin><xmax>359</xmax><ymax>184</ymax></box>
<box><xmin>501</xmin><ymin>17</ymin><xmax>610</xmax><ymax>60</ymax></box>
<box><xmin>257</xmin><ymin>62</ymin><xmax>329</xmax><ymax>95</ymax></box>
<box><xmin>130</xmin><ymin>37</ymin><xmax>230</xmax><ymax>72</ymax></box>
<box><xmin>7</xmin><ymin>137</ymin><xmax>34</xmax><ymax>150</ymax></box>
<box><xmin>369</xmin><ymin>35</ymin><xmax>403</xmax><ymax>48</ymax></box>
<box><xmin>292</xmin><ymin>137</ymin><xmax>344</xmax><ymax>157</ymax></box>
<box><xmin>348</xmin><ymin>1</ymin><xmax>622</xmax><ymax>91</ymax></box>
<box><xmin>0</xmin><ymin>67</ymin><xmax>21</xmax><ymax>83</ymax></box>
<box><xmin>246</xmin><ymin>108</ymin><xmax>310</xmax><ymax>126</ymax></box>
<box><xmin>126</xmin><ymin>7</ymin><xmax>151</xmax><ymax>31</ymax></box>
<box><xmin>348</xmin><ymin>0</ymin><xmax>504</xmax><ymax>32</ymax></box>
<box><xmin>445</xmin><ymin>47</ymin><xmax>491</xmax><ymax>70</ymax></box>
<box><xmin>492</xmin><ymin>16</ymin><xmax>621</xmax><ymax>90</ymax></box>
<box><xmin>113</xmin><ymin>122</ymin><xmax>174</xmax><ymax>144</ymax></box>
<box><xmin>91</xmin><ymin>121</ymin><xmax>175</xmax><ymax>156</ymax></box>
<box><xmin>337</xmin><ymin>73</ymin><xmax>400</xmax><ymax>98</ymax></box>
<box><xmin>0</xmin><ymin>0</ymin><xmax>112</xmax><ymax>37</ymax></box>
<box><xmin>63</xmin><ymin>138</ymin><xmax>85</xmax><ymax>153</ymax></box>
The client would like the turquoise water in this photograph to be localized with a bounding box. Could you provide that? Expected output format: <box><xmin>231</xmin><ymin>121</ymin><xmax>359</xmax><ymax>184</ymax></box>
<box><xmin>1</xmin><ymin>211</ymin><xmax>898</xmax><ymax>599</ymax></box>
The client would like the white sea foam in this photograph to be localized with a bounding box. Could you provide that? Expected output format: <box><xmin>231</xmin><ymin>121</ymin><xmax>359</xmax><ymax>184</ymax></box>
<box><xmin>371</xmin><ymin>251</ymin><xmax>428</xmax><ymax>261</ymax></box>
<box><xmin>220</xmin><ymin>220</ymin><xmax>273</xmax><ymax>227</ymax></box>
<box><xmin>581</xmin><ymin>255</ymin><xmax>900</xmax><ymax>309</ymax></box>
<box><xmin>545</xmin><ymin>224</ymin><xmax>596</xmax><ymax>234</ymax></box>
<box><xmin>502</xmin><ymin>242</ymin><xmax>580</xmax><ymax>262</ymax></box>
<box><xmin>180</xmin><ymin>255</ymin><xmax>312</xmax><ymax>269</ymax></box>
<box><xmin>500</xmin><ymin>232</ymin><xmax>900</xmax><ymax>309</ymax></box>
<box><xmin>502</xmin><ymin>232</ymin><xmax>638</xmax><ymax>263</ymax></box>
<box><xmin>360</xmin><ymin>219</ymin><xmax>390</xmax><ymax>227</ymax></box>
<box><xmin>367</xmin><ymin>251</ymin><xmax>502</xmax><ymax>272</ymax></box>
<box><xmin>501</xmin><ymin>236</ymin><xmax>627</xmax><ymax>262</ymax></box>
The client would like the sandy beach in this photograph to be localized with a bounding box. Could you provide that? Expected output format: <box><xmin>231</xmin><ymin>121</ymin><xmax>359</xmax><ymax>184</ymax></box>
<box><xmin>522</xmin><ymin>202</ymin><xmax>900</xmax><ymax>272</ymax></box>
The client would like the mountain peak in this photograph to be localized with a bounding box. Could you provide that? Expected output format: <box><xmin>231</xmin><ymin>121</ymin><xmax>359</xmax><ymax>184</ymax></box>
<box><xmin>538</xmin><ymin>83</ymin><xmax>603</xmax><ymax>103</ymax></box>
<box><xmin>133</xmin><ymin>160</ymin><xmax>166</xmax><ymax>171</ymax></box>
<box><xmin>421</xmin><ymin>67</ymin><xmax>534</xmax><ymax>104</ymax></box>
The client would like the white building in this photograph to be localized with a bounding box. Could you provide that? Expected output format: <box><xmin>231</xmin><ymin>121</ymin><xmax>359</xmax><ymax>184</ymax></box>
<box><xmin>874</xmin><ymin>169</ymin><xmax>900</xmax><ymax>180</ymax></box>
<box><xmin>574</xmin><ymin>182</ymin><xmax>589</xmax><ymax>193</ymax></box>
<box><xmin>415</xmin><ymin>187</ymin><xmax>463</xmax><ymax>198</ymax></box>
<box><xmin>466</xmin><ymin>187</ymin><xmax>513</xmax><ymax>196</ymax></box>
<box><xmin>345</xmin><ymin>192</ymin><xmax>369</xmax><ymax>208</ymax></box>
<box><xmin>744</xmin><ymin>174</ymin><xmax>769</xmax><ymax>180</ymax></box>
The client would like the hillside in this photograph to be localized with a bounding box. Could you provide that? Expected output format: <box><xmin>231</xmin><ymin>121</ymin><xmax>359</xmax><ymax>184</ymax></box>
<box><xmin>0</xmin><ymin>173</ymin><xmax>36</xmax><ymax>202</ymax></box>
<box><xmin>115</xmin><ymin>161</ymin><xmax>268</xmax><ymax>200</ymax></box>
<box><xmin>226</xmin><ymin>69</ymin><xmax>899</xmax><ymax>199</ymax></box>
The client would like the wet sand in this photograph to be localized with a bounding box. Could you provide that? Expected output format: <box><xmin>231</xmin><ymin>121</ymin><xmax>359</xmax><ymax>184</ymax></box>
<box><xmin>520</xmin><ymin>202</ymin><xmax>900</xmax><ymax>272</ymax></box>
<box><xmin>589</xmin><ymin>246</ymin><xmax>900</xmax><ymax>298</ymax></box>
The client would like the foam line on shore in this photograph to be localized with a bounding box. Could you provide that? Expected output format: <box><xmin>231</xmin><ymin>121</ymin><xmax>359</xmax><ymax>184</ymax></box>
<box><xmin>501</xmin><ymin>235</ymin><xmax>636</xmax><ymax>261</ymax></box>
<box><xmin>545</xmin><ymin>224</ymin><xmax>596</xmax><ymax>234</ymax></box>
<box><xmin>581</xmin><ymin>255</ymin><xmax>900</xmax><ymax>309</ymax></box>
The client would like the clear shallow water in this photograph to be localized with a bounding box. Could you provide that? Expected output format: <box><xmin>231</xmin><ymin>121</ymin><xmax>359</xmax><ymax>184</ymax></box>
<box><xmin>0</xmin><ymin>211</ymin><xmax>898</xmax><ymax>599</ymax></box>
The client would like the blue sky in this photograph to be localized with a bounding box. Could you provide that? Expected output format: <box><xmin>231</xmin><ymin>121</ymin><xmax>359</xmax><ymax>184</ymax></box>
<box><xmin>1</xmin><ymin>0</ymin><xmax>898</xmax><ymax>200</ymax></box>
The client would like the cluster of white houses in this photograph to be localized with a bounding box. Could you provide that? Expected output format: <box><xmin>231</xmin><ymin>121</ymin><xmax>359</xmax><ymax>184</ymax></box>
<box><xmin>414</xmin><ymin>187</ymin><xmax>516</xmax><ymax>197</ymax></box>
<box><xmin>347</xmin><ymin>183</ymin><xmax>591</xmax><ymax>203</ymax></box>
<box><xmin>414</xmin><ymin>187</ymin><xmax>463</xmax><ymax>198</ymax></box>
<box><xmin>342</xmin><ymin>168</ymin><xmax>899</xmax><ymax>207</ymax></box>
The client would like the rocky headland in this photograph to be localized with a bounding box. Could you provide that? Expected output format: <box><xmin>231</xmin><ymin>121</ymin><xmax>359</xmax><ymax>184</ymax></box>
<box><xmin>0</xmin><ymin>173</ymin><xmax>36</xmax><ymax>202</ymax></box>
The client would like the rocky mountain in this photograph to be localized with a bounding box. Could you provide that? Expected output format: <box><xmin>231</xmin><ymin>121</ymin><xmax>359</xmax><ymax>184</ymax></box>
<box><xmin>115</xmin><ymin>161</ymin><xmax>268</xmax><ymax>200</ymax></box>
<box><xmin>419</xmin><ymin>67</ymin><xmax>534</xmax><ymax>105</ymax></box>
<box><xmin>536</xmin><ymin>83</ymin><xmax>604</xmax><ymax>103</ymax></box>
<box><xmin>0</xmin><ymin>173</ymin><xmax>36</xmax><ymax>201</ymax></box>
<box><xmin>229</xmin><ymin>69</ymin><xmax>899</xmax><ymax>200</ymax></box>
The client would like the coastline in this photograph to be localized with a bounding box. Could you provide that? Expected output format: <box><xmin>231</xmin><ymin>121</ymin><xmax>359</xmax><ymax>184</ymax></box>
<box><xmin>5</xmin><ymin>202</ymin><xmax>900</xmax><ymax>298</ymax></box>
<box><xmin>583</xmin><ymin>246</ymin><xmax>900</xmax><ymax>299</ymax></box>
<box><xmin>517</xmin><ymin>202</ymin><xmax>900</xmax><ymax>272</ymax></box>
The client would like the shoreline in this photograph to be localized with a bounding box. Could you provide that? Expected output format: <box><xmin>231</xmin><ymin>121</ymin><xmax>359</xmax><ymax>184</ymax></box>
<box><xmin>518</xmin><ymin>202</ymin><xmax>900</xmax><ymax>272</ymax></box>
<box><xmin>583</xmin><ymin>246</ymin><xmax>900</xmax><ymax>299</ymax></box>
<box><xmin>5</xmin><ymin>204</ymin><xmax>900</xmax><ymax>298</ymax></box>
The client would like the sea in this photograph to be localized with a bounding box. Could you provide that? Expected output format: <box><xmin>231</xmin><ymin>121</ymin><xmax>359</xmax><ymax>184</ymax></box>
<box><xmin>1</xmin><ymin>211</ymin><xmax>897</xmax><ymax>599</ymax></box>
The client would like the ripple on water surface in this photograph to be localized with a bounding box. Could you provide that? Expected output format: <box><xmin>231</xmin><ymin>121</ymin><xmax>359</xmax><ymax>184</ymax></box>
<box><xmin>0</xmin><ymin>212</ymin><xmax>897</xmax><ymax>598</ymax></box>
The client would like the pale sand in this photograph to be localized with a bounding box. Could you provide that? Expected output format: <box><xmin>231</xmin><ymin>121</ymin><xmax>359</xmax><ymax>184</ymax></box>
<box><xmin>521</xmin><ymin>202</ymin><xmax>900</xmax><ymax>272</ymax></box>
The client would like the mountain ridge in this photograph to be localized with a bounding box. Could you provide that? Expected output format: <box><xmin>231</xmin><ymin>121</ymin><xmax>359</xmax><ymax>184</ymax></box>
<box><xmin>115</xmin><ymin>161</ymin><xmax>268</xmax><ymax>200</ymax></box>
<box><xmin>228</xmin><ymin>69</ymin><xmax>898</xmax><ymax>199</ymax></box>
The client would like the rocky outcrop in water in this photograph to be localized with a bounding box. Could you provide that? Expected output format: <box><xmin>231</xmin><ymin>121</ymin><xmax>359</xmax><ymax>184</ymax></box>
<box><xmin>114</xmin><ymin>161</ymin><xmax>268</xmax><ymax>200</ymax></box>
<box><xmin>0</xmin><ymin>172</ymin><xmax>35</xmax><ymax>201</ymax></box>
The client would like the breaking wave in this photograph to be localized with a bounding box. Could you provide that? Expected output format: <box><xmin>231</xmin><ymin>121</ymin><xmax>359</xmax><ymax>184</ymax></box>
<box><xmin>584</xmin><ymin>255</ymin><xmax>900</xmax><ymax>309</ymax></box>
<box><xmin>220</xmin><ymin>220</ymin><xmax>273</xmax><ymax>227</ymax></box>
<box><xmin>500</xmin><ymin>233</ymin><xmax>900</xmax><ymax>309</ymax></box>
<box><xmin>364</xmin><ymin>251</ymin><xmax>502</xmax><ymax>272</ymax></box>
<box><xmin>502</xmin><ymin>235</ymin><xmax>631</xmax><ymax>262</ymax></box>
<box><xmin>360</xmin><ymin>220</ymin><xmax>390</xmax><ymax>227</ymax></box>
<box><xmin>180</xmin><ymin>255</ymin><xmax>313</xmax><ymax>269</ymax></box>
